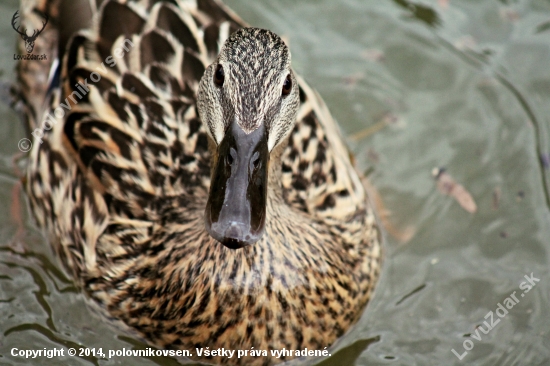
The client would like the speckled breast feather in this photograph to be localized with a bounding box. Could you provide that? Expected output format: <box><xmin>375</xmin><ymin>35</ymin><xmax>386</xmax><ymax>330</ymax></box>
<box><xmin>16</xmin><ymin>0</ymin><xmax>382</xmax><ymax>365</ymax></box>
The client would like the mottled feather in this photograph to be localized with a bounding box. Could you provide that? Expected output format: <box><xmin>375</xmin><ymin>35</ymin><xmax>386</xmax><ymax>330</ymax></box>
<box><xmin>16</xmin><ymin>0</ymin><xmax>382</xmax><ymax>365</ymax></box>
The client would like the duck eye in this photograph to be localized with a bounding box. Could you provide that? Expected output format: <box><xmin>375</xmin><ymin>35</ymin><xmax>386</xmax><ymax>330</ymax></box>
<box><xmin>282</xmin><ymin>74</ymin><xmax>292</xmax><ymax>96</ymax></box>
<box><xmin>214</xmin><ymin>64</ymin><xmax>224</xmax><ymax>86</ymax></box>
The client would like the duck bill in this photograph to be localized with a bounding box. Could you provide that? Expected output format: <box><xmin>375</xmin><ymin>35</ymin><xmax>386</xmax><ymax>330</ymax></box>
<box><xmin>205</xmin><ymin>122</ymin><xmax>268</xmax><ymax>249</ymax></box>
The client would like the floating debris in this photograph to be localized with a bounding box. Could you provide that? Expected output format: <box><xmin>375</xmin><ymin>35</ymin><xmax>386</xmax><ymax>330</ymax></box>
<box><xmin>437</xmin><ymin>0</ymin><xmax>449</xmax><ymax>10</ymax></box>
<box><xmin>367</xmin><ymin>148</ymin><xmax>380</xmax><ymax>164</ymax></box>
<box><xmin>500</xmin><ymin>231</ymin><xmax>508</xmax><ymax>239</ymax></box>
<box><xmin>517</xmin><ymin>191</ymin><xmax>525</xmax><ymax>202</ymax></box>
<box><xmin>395</xmin><ymin>283</ymin><xmax>427</xmax><ymax>306</ymax></box>
<box><xmin>454</xmin><ymin>35</ymin><xmax>477</xmax><ymax>51</ymax></box>
<box><xmin>342</xmin><ymin>72</ymin><xmax>364</xmax><ymax>88</ymax></box>
<box><xmin>350</xmin><ymin>112</ymin><xmax>401</xmax><ymax>141</ymax></box>
<box><xmin>499</xmin><ymin>7</ymin><xmax>520</xmax><ymax>23</ymax></box>
<box><xmin>492</xmin><ymin>186</ymin><xmax>501</xmax><ymax>210</ymax></box>
<box><xmin>432</xmin><ymin>167</ymin><xmax>477</xmax><ymax>213</ymax></box>
<box><xmin>360</xmin><ymin>48</ymin><xmax>385</xmax><ymax>62</ymax></box>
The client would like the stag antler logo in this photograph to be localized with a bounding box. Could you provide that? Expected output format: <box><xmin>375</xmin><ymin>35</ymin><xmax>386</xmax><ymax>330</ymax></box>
<box><xmin>12</xmin><ymin>11</ymin><xmax>48</xmax><ymax>54</ymax></box>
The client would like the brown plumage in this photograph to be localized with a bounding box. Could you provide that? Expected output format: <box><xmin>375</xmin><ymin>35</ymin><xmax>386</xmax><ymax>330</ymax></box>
<box><xmin>15</xmin><ymin>0</ymin><xmax>382</xmax><ymax>365</ymax></box>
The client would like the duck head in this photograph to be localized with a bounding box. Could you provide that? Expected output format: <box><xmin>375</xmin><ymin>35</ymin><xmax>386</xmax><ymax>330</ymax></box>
<box><xmin>197</xmin><ymin>28</ymin><xmax>300</xmax><ymax>249</ymax></box>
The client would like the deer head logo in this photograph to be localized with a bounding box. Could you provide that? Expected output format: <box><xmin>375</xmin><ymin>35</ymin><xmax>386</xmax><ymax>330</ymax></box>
<box><xmin>12</xmin><ymin>11</ymin><xmax>48</xmax><ymax>54</ymax></box>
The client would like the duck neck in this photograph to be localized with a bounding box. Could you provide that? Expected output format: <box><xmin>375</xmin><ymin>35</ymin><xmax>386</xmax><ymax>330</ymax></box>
<box><xmin>266</xmin><ymin>139</ymin><xmax>288</xmax><ymax>207</ymax></box>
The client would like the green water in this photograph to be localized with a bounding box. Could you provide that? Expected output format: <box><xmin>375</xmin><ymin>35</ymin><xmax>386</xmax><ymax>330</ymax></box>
<box><xmin>1</xmin><ymin>0</ymin><xmax>549</xmax><ymax>365</ymax></box>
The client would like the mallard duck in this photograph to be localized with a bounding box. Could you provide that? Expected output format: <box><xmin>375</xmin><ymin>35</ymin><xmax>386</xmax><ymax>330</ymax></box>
<box><xmin>16</xmin><ymin>0</ymin><xmax>382</xmax><ymax>364</ymax></box>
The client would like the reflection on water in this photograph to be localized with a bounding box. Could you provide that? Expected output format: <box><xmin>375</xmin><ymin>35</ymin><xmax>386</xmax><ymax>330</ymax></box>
<box><xmin>1</xmin><ymin>0</ymin><xmax>550</xmax><ymax>365</ymax></box>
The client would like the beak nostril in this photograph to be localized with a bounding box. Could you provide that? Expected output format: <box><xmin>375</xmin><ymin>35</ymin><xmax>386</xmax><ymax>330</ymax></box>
<box><xmin>227</xmin><ymin>147</ymin><xmax>237</xmax><ymax>166</ymax></box>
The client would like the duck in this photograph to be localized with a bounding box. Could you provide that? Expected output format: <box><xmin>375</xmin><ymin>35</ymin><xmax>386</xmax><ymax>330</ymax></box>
<box><xmin>15</xmin><ymin>0</ymin><xmax>382</xmax><ymax>365</ymax></box>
